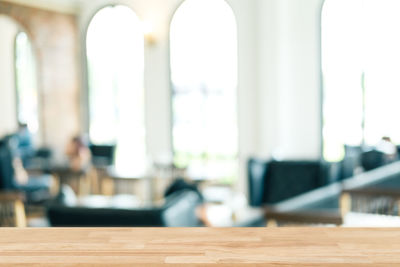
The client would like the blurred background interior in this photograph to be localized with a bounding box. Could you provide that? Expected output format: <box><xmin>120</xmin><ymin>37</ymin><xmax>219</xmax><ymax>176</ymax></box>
<box><xmin>2</xmin><ymin>0</ymin><xmax>400</xmax><ymax>228</ymax></box>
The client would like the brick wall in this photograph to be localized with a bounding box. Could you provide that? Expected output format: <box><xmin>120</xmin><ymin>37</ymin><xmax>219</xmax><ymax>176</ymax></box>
<box><xmin>0</xmin><ymin>1</ymin><xmax>80</xmax><ymax>161</ymax></box>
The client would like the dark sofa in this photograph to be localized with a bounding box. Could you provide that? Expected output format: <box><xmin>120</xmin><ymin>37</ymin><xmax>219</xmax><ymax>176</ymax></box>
<box><xmin>265</xmin><ymin>161</ymin><xmax>400</xmax><ymax>225</ymax></box>
<box><xmin>46</xmin><ymin>189</ymin><xmax>203</xmax><ymax>227</ymax></box>
<box><xmin>248</xmin><ymin>158</ymin><xmax>330</xmax><ymax>206</ymax></box>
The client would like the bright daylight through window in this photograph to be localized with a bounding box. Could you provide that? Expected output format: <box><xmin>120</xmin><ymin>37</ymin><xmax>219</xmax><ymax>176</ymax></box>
<box><xmin>322</xmin><ymin>0</ymin><xmax>400</xmax><ymax>161</ymax></box>
<box><xmin>87</xmin><ymin>5</ymin><xmax>146</xmax><ymax>175</ymax></box>
<box><xmin>15</xmin><ymin>31</ymin><xmax>38</xmax><ymax>133</ymax></box>
<box><xmin>170</xmin><ymin>0</ymin><xmax>238</xmax><ymax>183</ymax></box>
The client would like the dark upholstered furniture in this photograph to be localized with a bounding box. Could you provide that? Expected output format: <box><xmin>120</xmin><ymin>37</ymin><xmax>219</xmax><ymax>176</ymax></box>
<box><xmin>265</xmin><ymin>161</ymin><xmax>400</xmax><ymax>225</ymax></box>
<box><xmin>247</xmin><ymin>158</ymin><xmax>268</xmax><ymax>206</ymax></box>
<box><xmin>360</xmin><ymin>149</ymin><xmax>386</xmax><ymax>171</ymax></box>
<box><xmin>248</xmin><ymin>159</ymin><xmax>329</xmax><ymax>206</ymax></box>
<box><xmin>340</xmin><ymin>146</ymin><xmax>395</xmax><ymax>179</ymax></box>
<box><xmin>264</xmin><ymin>160</ymin><xmax>328</xmax><ymax>203</ymax></box>
<box><xmin>0</xmin><ymin>140</ymin><xmax>15</xmax><ymax>190</ymax></box>
<box><xmin>341</xmin><ymin>145</ymin><xmax>362</xmax><ymax>179</ymax></box>
<box><xmin>89</xmin><ymin>144</ymin><xmax>115</xmax><ymax>167</ymax></box>
<box><xmin>46</xmin><ymin>189</ymin><xmax>203</xmax><ymax>227</ymax></box>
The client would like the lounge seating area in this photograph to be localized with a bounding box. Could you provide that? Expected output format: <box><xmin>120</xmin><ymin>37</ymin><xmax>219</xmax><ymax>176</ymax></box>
<box><xmin>1</xmin><ymin>0</ymin><xmax>400</xmax><ymax>229</ymax></box>
<box><xmin>46</xmin><ymin>189</ymin><xmax>202</xmax><ymax>227</ymax></box>
<box><xmin>263</xmin><ymin>161</ymin><xmax>400</xmax><ymax>226</ymax></box>
<box><xmin>2</xmin><ymin>132</ymin><xmax>400</xmax><ymax>227</ymax></box>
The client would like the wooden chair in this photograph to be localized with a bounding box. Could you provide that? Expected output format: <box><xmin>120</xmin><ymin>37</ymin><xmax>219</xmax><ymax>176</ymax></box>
<box><xmin>265</xmin><ymin>208</ymin><xmax>342</xmax><ymax>226</ymax></box>
<box><xmin>341</xmin><ymin>187</ymin><xmax>400</xmax><ymax>217</ymax></box>
<box><xmin>0</xmin><ymin>192</ymin><xmax>26</xmax><ymax>227</ymax></box>
<box><xmin>51</xmin><ymin>168</ymin><xmax>90</xmax><ymax>196</ymax></box>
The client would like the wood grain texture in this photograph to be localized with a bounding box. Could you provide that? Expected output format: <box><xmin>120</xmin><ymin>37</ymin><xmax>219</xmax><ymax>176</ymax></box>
<box><xmin>1</xmin><ymin>228</ymin><xmax>400</xmax><ymax>266</ymax></box>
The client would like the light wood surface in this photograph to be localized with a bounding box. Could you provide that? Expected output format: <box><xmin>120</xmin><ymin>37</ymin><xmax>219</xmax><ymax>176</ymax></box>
<box><xmin>1</xmin><ymin>228</ymin><xmax>400</xmax><ymax>266</ymax></box>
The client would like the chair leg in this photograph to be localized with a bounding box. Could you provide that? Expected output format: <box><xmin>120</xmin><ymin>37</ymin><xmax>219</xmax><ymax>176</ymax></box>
<box><xmin>340</xmin><ymin>193</ymin><xmax>351</xmax><ymax>218</ymax></box>
<box><xmin>267</xmin><ymin>219</ymin><xmax>278</xmax><ymax>227</ymax></box>
<box><xmin>14</xmin><ymin>200</ymin><xmax>26</xmax><ymax>227</ymax></box>
<box><xmin>50</xmin><ymin>174</ymin><xmax>60</xmax><ymax>196</ymax></box>
<box><xmin>101</xmin><ymin>177</ymin><xmax>114</xmax><ymax>196</ymax></box>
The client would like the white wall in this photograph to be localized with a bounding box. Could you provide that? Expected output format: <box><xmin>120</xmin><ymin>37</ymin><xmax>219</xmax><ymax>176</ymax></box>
<box><xmin>0</xmin><ymin>15</ymin><xmax>18</xmax><ymax>137</ymax></box>
<box><xmin>228</xmin><ymin>0</ymin><xmax>259</xmax><ymax>195</ymax></box>
<box><xmin>257</xmin><ymin>0</ymin><xmax>324</xmax><ymax>160</ymax></box>
<box><xmin>77</xmin><ymin>0</ymin><xmax>325</xmax><ymax>196</ymax></box>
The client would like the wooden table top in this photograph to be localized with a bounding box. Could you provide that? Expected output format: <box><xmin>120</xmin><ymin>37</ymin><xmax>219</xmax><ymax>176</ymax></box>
<box><xmin>1</xmin><ymin>227</ymin><xmax>400</xmax><ymax>266</ymax></box>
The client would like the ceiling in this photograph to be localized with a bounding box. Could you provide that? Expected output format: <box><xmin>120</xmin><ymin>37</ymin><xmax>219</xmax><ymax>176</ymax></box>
<box><xmin>2</xmin><ymin>0</ymin><xmax>81</xmax><ymax>14</ymax></box>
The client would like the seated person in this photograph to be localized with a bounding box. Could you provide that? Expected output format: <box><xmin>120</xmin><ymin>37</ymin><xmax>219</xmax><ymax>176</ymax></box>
<box><xmin>65</xmin><ymin>135</ymin><xmax>91</xmax><ymax>172</ymax></box>
<box><xmin>15</xmin><ymin>123</ymin><xmax>35</xmax><ymax>167</ymax></box>
<box><xmin>376</xmin><ymin>136</ymin><xmax>398</xmax><ymax>161</ymax></box>
<box><xmin>0</xmin><ymin>135</ymin><xmax>52</xmax><ymax>203</ymax></box>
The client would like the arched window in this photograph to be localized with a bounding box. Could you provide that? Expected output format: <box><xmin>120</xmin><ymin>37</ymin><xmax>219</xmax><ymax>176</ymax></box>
<box><xmin>86</xmin><ymin>5</ymin><xmax>146</xmax><ymax>174</ymax></box>
<box><xmin>15</xmin><ymin>31</ymin><xmax>39</xmax><ymax>133</ymax></box>
<box><xmin>170</xmin><ymin>0</ymin><xmax>238</xmax><ymax>182</ymax></box>
<box><xmin>322</xmin><ymin>0</ymin><xmax>400</xmax><ymax>161</ymax></box>
<box><xmin>0</xmin><ymin>15</ymin><xmax>38</xmax><ymax>137</ymax></box>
